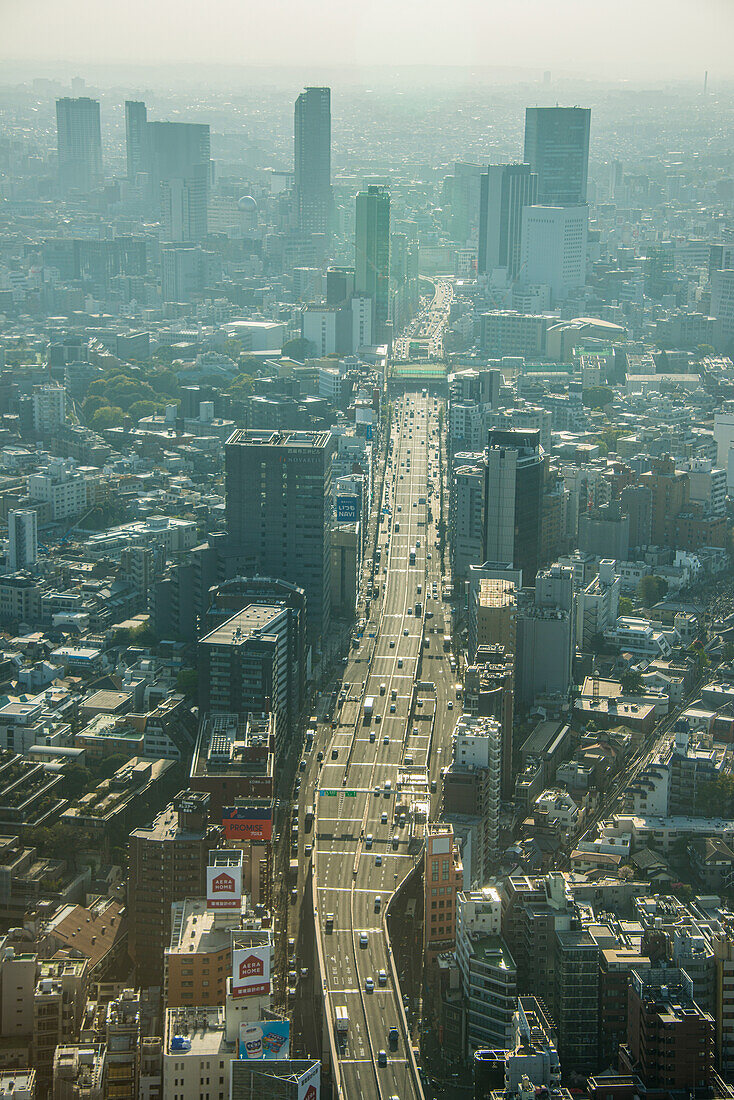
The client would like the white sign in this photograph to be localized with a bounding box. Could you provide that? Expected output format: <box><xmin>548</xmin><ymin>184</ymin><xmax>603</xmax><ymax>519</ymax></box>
<box><xmin>232</xmin><ymin>945</ymin><xmax>270</xmax><ymax>997</ymax></box>
<box><xmin>206</xmin><ymin>864</ymin><xmax>242</xmax><ymax>910</ymax></box>
<box><xmin>297</xmin><ymin>1062</ymin><xmax>320</xmax><ymax>1100</ymax></box>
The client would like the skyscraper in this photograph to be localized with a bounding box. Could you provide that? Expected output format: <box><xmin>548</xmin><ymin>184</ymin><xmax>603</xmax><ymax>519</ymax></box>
<box><xmin>478</xmin><ymin>164</ymin><xmax>538</xmax><ymax>278</ymax></box>
<box><xmin>520</xmin><ymin>204</ymin><xmax>588</xmax><ymax>302</ymax></box>
<box><xmin>55</xmin><ymin>97</ymin><xmax>103</xmax><ymax>193</ymax></box>
<box><xmin>225</xmin><ymin>429</ymin><xmax>336</xmax><ymax>649</ymax></box>
<box><xmin>355</xmin><ymin>184</ymin><xmax>390</xmax><ymax>344</ymax></box>
<box><xmin>7</xmin><ymin>510</ymin><xmax>38</xmax><ymax>573</ymax></box>
<box><xmin>294</xmin><ymin>86</ymin><xmax>332</xmax><ymax>234</ymax></box>
<box><xmin>484</xmin><ymin>429</ymin><xmax>544</xmax><ymax>583</ymax></box>
<box><xmin>147</xmin><ymin>121</ymin><xmax>211</xmax><ymax>241</ymax></box>
<box><xmin>523</xmin><ymin>107</ymin><xmax>591</xmax><ymax>206</ymax></box>
<box><xmin>124</xmin><ymin>100</ymin><xmax>148</xmax><ymax>181</ymax></box>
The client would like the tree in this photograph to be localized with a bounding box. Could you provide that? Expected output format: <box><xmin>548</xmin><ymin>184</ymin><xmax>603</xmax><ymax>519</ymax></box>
<box><xmin>637</xmin><ymin>574</ymin><xmax>668</xmax><ymax>607</ymax></box>
<box><xmin>64</xmin><ymin>764</ymin><xmax>93</xmax><ymax>800</ymax></box>
<box><xmin>176</xmin><ymin>668</ymin><xmax>199</xmax><ymax>697</ymax></box>
<box><xmin>128</xmin><ymin>400</ymin><xmax>160</xmax><ymax>422</ymax></box>
<box><xmin>228</xmin><ymin>373</ymin><xmax>255</xmax><ymax>400</ymax></box>
<box><xmin>620</xmin><ymin>669</ymin><xmax>644</xmax><ymax>695</ymax></box>
<box><xmin>582</xmin><ymin>385</ymin><xmax>614</xmax><ymax>410</ymax></box>
<box><xmin>91</xmin><ymin>405</ymin><xmax>124</xmax><ymax>430</ymax></box>
<box><xmin>618</xmin><ymin>596</ymin><xmax>634</xmax><ymax>617</ymax></box>
<box><xmin>282</xmin><ymin>337</ymin><xmax>316</xmax><ymax>362</ymax></box>
<box><xmin>81</xmin><ymin>394</ymin><xmax>107</xmax><ymax>422</ymax></box>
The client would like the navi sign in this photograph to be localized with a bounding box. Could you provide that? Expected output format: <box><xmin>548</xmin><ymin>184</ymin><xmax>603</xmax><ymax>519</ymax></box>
<box><xmin>336</xmin><ymin>495</ymin><xmax>359</xmax><ymax>522</ymax></box>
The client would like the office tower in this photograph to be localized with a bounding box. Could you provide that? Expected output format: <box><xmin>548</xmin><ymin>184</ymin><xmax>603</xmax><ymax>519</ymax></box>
<box><xmin>423</xmin><ymin>824</ymin><xmax>464</xmax><ymax>966</ymax></box>
<box><xmin>7</xmin><ymin>510</ymin><xmax>38</xmax><ymax>573</ymax></box>
<box><xmin>484</xmin><ymin>429</ymin><xmax>544</xmax><ymax>583</ymax></box>
<box><xmin>197</xmin><ymin>604</ymin><xmax>292</xmax><ymax>758</ymax></box>
<box><xmin>55</xmin><ymin>97</ymin><xmax>102</xmax><ymax>193</ymax></box>
<box><xmin>355</xmin><ymin>184</ymin><xmax>391</xmax><ymax>343</ymax></box>
<box><xmin>524</xmin><ymin>106</ymin><xmax>591</xmax><ymax>206</ymax></box>
<box><xmin>712</xmin><ymin>268</ymin><xmax>734</xmax><ymax>351</ymax></box>
<box><xmin>450</xmin><ymin>162</ymin><xmax>484</xmax><ymax>244</ymax></box>
<box><xmin>456</xmin><ymin>889</ymin><xmax>516</xmax><ymax>1052</ymax></box>
<box><xmin>326</xmin><ymin>265</ymin><xmax>355</xmax><ymax>304</ymax></box>
<box><xmin>125</xmin><ymin>99</ymin><xmax>148</xmax><ymax>181</ymax></box>
<box><xmin>161</xmin><ymin>244</ymin><xmax>211</xmax><ymax>301</ymax></box>
<box><xmin>148</xmin><ymin>121</ymin><xmax>211</xmax><ymax>241</ymax></box>
<box><xmin>225</xmin><ymin>429</ymin><xmax>336</xmax><ymax>649</ymax></box>
<box><xmin>127</xmin><ymin>791</ymin><xmax>216</xmax><ymax>987</ymax></box>
<box><xmin>478</xmin><ymin>164</ymin><xmax>537</xmax><ymax>278</ymax></box>
<box><xmin>519</xmin><ymin>204</ymin><xmax>588</xmax><ymax>302</ymax></box>
<box><xmin>444</xmin><ymin>715</ymin><xmax>501</xmax><ymax>877</ymax></box>
<box><xmin>294</xmin><ymin>86</ymin><xmax>332</xmax><ymax>233</ymax></box>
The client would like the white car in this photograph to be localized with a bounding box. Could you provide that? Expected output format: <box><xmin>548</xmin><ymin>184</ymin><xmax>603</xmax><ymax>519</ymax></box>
<box><xmin>359</xmin><ymin>932</ymin><xmax>368</xmax><ymax>948</ymax></box>
<box><xmin>365</xmin><ymin>977</ymin><xmax>374</xmax><ymax>992</ymax></box>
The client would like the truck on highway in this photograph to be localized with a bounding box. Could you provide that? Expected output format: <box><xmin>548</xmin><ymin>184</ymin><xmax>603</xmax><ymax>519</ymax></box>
<box><xmin>364</xmin><ymin>697</ymin><xmax>375</xmax><ymax>720</ymax></box>
<box><xmin>289</xmin><ymin>859</ymin><xmax>298</xmax><ymax>884</ymax></box>
<box><xmin>415</xmin><ymin>601</ymin><xmax>421</xmax><ymax>617</ymax></box>
<box><xmin>305</xmin><ymin>805</ymin><xmax>314</xmax><ymax>832</ymax></box>
<box><xmin>335</xmin><ymin>1006</ymin><xmax>349</xmax><ymax>1035</ymax></box>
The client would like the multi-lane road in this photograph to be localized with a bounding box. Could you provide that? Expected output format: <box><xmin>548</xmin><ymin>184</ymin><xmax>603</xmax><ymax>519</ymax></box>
<box><xmin>393</xmin><ymin>279</ymin><xmax>454</xmax><ymax>361</ymax></box>
<box><xmin>299</xmin><ymin>390</ymin><xmax>454</xmax><ymax>1100</ymax></box>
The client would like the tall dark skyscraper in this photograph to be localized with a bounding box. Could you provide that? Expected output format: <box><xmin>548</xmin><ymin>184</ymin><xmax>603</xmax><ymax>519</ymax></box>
<box><xmin>56</xmin><ymin>97</ymin><xmax>103</xmax><ymax>193</ymax></box>
<box><xmin>294</xmin><ymin>86</ymin><xmax>332</xmax><ymax>234</ymax></box>
<box><xmin>523</xmin><ymin>106</ymin><xmax>591</xmax><ymax>206</ymax></box>
<box><xmin>478</xmin><ymin>163</ymin><xmax>538</xmax><ymax>278</ymax></box>
<box><xmin>355</xmin><ymin>184</ymin><xmax>391</xmax><ymax>344</ymax></box>
<box><xmin>124</xmin><ymin>100</ymin><xmax>148</xmax><ymax>181</ymax></box>
<box><xmin>484</xmin><ymin>429</ymin><xmax>544</xmax><ymax>583</ymax></box>
<box><xmin>225</xmin><ymin>429</ymin><xmax>335</xmax><ymax>649</ymax></box>
<box><xmin>147</xmin><ymin>120</ymin><xmax>211</xmax><ymax>241</ymax></box>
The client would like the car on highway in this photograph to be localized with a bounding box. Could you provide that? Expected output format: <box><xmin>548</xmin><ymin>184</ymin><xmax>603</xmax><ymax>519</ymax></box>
<box><xmin>381</xmin><ymin>810</ymin><xmax>388</xmax><ymax>823</ymax></box>
<box><xmin>389</xmin><ymin>704</ymin><xmax>396</xmax><ymax>713</ymax></box>
<box><xmin>403</xmin><ymin>628</ymin><xmax>409</xmax><ymax>636</ymax></box>
<box><xmin>300</xmin><ymin>967</ymin><xmax>309</xmax><ymax>979</ymax></box>
<box><xmin>378</xmin><ymin>969</ymin><xmax>387</xmax><ymax>985</ymax></box>
<box><xmin>317</xmin><ymin>750</ymin><xmax>323</xmax><ymax>761</ymax></box>
<box><xmin>383</xmin><ymin>734</ymin><xmax>389</xmax><ymax>744</ymax></box>
<box><xmin>289</xmin><ymin>969</ymin><xmax>297</xmax><ymax>984</ymax></box>
<box><xmin>299</xmin><ymin>759</ymin><xmax>306</xmax><ymax>772</ymax></box>
<box><xmin>331</xmin><ymin>748</ymin><xmax>338</xmax><ymax>759</ymax></box>
<box><xmin>365</xmin><ymin>976</ymin><xmax>374</xmax><ymax>993</ymax></box>
<box><xmin>388</xmin><ymin>1027</ymin><xmax>399</xmax><ymax>1049</ymax></box>
<box><xmin>375</xmin><ymin>854</ymin><xmax>382</xmax><ymax>866</ymax></box>
<box><xmin>290</xmin><ymin>888</ymin><xmax>297</xmax><ymax>903</ymax></box>
<box><xmin>359</xmin><ymin>932</ymin><xmax>368</xmax><ymax>948</ymax></box>
<box><xmin>448</xmin><ymin>700</ymin><xmax>453</xmax><ymax>708</ymax></box>
<box><xmin>398</xmin><ymin>658</ymin><xmax>403</xmax><ymax>667</ymax></box>
<box><xmin>378</xmin><ymin>1050</ymin><xmax>388</xmax><ymax>1067</ymax></box>
<box><xmin>375</xmin><ymin>895</ymin><xmax>381</xmax><ymax>912</ymax></box>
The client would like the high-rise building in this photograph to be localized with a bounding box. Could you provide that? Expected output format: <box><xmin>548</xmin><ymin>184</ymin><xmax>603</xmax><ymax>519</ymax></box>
<box><xmin>7</xmin><ymin>510</ymin><xmax>38</xmax><ymax>573</ymax></box>
<box><xmin>294</xmin><ymin>87</ymin><xmax>332</xmax><ymax>234</ymax></box>
<box><xmin>456</xmin><ymin>888</ymin><xmax>516</xmax><ymax>1053</ymax></box>
<box><xmin>478</xmin><ymin>164</ymin><xmax>537</xmax><ymax>278</ymax></box>
<box><xmin>56</xmin><ymin>97</ymin><xmax>103</xmax><ymax>193</ymax></box>
<box><xmin>450</xmin><ymin>162</ymin><xmax>485</xmax><ymax>244</ymax></box>
<box><xmin>124</xmin><ymin>100</ymin><xmax>148</xmax><ymax>181</ymax></box>
<box><xmin>423</xmin><ymin>824</ymin><xmax>464</xmax><ymax>966</ymax></box>
<box><xmin>484</xmin><ymin>429</ymin><xmax>544</xmax><ymax>583</ymax></box>
<box><xmin>355</xmin><ymin>185</ymin><xmax>390</xmax><ymax>344</ymax></box>
<box><xmin>554</xmin><ymin>928</ymin><xmax>600</xmax><ymax>1075</ymax></box>
<box><xmin>127</xmin><ymin>791</ymin><xmax>217</xmax><ymax>987</ymax></box>
<box><xmin>523</xmin><ymin>107</ymin><xmax>591</xmax><ymax>206</ymax></box>
<box><xmin>225</xmin><ymin>429</ymin><xmax>335</xmax><ymax>649</ymax></box>
<box><xmin>519</xmin><ymin>204</ymin><xmax>588</xmax><ymax>302</ymax></box>
<box><xmin>147</xmin><ymin>121</ymin><xmax>211</xmax><ymax>241</ymax></box>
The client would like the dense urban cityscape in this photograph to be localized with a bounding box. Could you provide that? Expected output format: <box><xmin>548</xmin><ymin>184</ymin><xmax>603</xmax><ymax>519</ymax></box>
<box><xmin>2</xmin><ymin>11</ymin><xmax>734</xmax><ymax>1100</ymax></box>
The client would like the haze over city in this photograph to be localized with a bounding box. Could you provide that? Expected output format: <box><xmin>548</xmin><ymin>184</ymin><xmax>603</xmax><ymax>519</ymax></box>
<box><xmin>3</xmin><ymin>3</ymin><xmax>734</xmax><ymax>1100</ymax></box>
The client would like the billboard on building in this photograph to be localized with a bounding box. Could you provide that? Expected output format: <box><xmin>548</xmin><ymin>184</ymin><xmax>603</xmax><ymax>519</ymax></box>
<box><xmin>206</xmin><ymin>865</ymin><xmax>242</xmax><ymax>910</ymax></box>
<box><xmin>232</xmin><ymin>945</ymin><xmax>270</xmax><ymax>997</ymax></box>
<box><xmin>222</xmin><ymin>804</ymin><xmax>272</xmax><ymax>842</ymax></box>
<box><xmin>239</xmin><ymin>1019</ymin><xmax>290</xmax><ymax>1060</ymax></box>
<box><xmin>336</xmin><ymin>495</ymin><xmax>359</xmax><ymax>522</ymax></box>
<box><xmin>297</xmin><ymin>1062</ymin><xmax>321</xmax><ymax>1100</ymax></box>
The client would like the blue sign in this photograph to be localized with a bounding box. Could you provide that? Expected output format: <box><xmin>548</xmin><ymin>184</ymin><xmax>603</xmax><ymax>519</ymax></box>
<box><xmin>239</xmin><ymin>1019</ymin><xmax>290</xmax><ymax>1060</ymax></box>
<box><xmin>336</xmin><ymin>495</ymin><xmax>359</xmax><ymax>522</ymax></box>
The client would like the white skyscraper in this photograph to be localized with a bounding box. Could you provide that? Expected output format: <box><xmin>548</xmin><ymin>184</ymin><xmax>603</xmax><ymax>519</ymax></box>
<box><xmin>520</xmin><ymin>204</ymin><xmax>588</xmax><ymax>303</ymax></box>
<box><xmin>8</xmin><ymin>510</ymin><xmax>38</xmax><ymax>573</ymax></box>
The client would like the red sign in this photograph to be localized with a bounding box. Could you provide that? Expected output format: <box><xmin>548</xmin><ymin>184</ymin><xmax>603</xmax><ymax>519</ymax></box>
<box><xmin>305</xmin><ymin>1089</ymin><xmax>317</xmax><ymax>1100</ymax></box>
<box><xmin>239</xmin><ymin>954</ymin><xmax>264</xmax><ymax>979</ymax></box>
<box><xmin>222</xmin><ymin>805</ymin><xmax>272</xmax><ymax>842</ymax></box>
<box><xmin>212</xmin><ymin>872</ymin><xmax>234</xmax><ymax>893</ymax></box>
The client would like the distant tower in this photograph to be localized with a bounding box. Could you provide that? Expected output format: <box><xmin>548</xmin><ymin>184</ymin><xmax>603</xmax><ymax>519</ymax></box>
<box><xmin>524</xmin><ymin>106</ymin><xmax>591</xmax><ymax>206</ymax></box>
<box><xmin>704</xmin><ymin>71</ymin><xmax>708</xmax><ymax>95</ymax></box>
<box><xmin>294</xmin><ymin>86</ymin><xmax>332</xmax><ymax>234</ymax></box>
<box><xmin>56</xmin><ymin>97</ymin><xmax>103</xmax><ymax>193</ymax></box>
<box><xmin>477</xmin><ymin>163</ymin><xmax>537</xmax><ymax>278</ymax></box>
<box><xmin>125</xmin><ymin>100</ymin><xmax>148</xmax><ymax>181</ymax></box>
<box><xmin>355</xmin><ymin>185</ymin><xmax>391</xmax><ymax>343</ymax></box>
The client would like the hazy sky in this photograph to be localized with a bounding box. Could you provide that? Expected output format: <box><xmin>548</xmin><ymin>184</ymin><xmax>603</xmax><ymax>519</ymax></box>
<box><xmin>2</xmin><ymin>0</ymin><xmax>733</xmax><ymax>80</ymax></box>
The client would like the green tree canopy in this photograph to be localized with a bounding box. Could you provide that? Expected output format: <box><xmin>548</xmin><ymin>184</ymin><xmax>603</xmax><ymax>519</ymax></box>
<box><xmin>637</xmin><ymin>574</ymin><xmax>668</xmax><ymax>607</ymax></box>
<box><xmin>582</xmin><ymin>386</ymin><xmax>614</xmax><ymax>410</ymax></box>
<box><xmin>282</xmin><ymin>337</ymin><xmax>316</xmax><ymax>362</ymax></box>
<box><xmin>91</xmin><ymin>405</ymin><xmax>124</xmax><ymax>429</ymax></box>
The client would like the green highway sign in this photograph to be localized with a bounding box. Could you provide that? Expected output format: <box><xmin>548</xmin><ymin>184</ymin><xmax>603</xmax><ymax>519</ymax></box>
<box><xmin>345</xmin><ymin>790</ymin><xmax>357</xmax><ymax>797</ymax></box>
<box><xmin>319</xmin><ymin>789</ymin><xmax>338</xmax><ymax>797</ymax></box>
